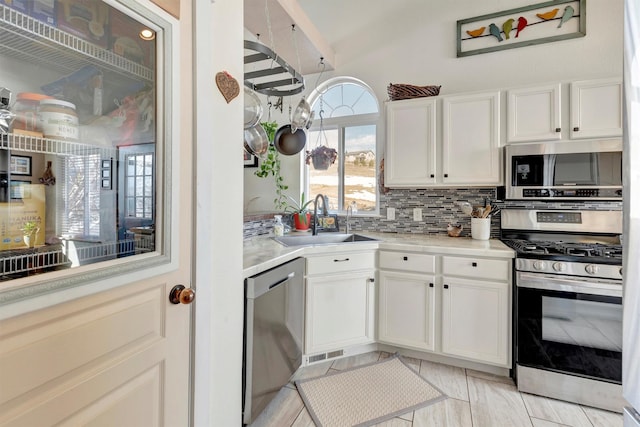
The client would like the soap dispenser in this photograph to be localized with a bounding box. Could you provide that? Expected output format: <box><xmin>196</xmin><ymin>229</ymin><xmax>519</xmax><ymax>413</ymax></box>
<box><xmin>273</xmin><ymin>215</ymin><xmax>284</xmax><ymax>236</ymax></box>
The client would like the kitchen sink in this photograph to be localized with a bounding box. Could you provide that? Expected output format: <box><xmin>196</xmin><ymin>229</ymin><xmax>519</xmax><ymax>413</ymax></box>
<box><xmin>273</xmin><ymin>233</ymin><xmax>378</xmax><ymax>247</ymax></box>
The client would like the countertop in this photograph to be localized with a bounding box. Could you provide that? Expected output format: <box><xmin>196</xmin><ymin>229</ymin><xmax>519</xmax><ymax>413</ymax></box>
<box><xmin>243</xmin><ymin>231</ymin><xmax>515</xmax><ymax>278</ymax></box>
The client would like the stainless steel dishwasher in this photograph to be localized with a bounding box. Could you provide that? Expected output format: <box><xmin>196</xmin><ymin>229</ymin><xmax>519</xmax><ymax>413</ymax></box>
<box><xmin>243</xmin><ymin>257</ymin><xmax>305</xmax><ymax>425</ymax></box>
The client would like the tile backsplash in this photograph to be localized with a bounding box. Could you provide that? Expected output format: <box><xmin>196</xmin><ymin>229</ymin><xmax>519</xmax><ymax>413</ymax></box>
<box><xmin>243</xmin><ymin>187</ymin><xmax>622</xmax><ymax>240</ymax></box>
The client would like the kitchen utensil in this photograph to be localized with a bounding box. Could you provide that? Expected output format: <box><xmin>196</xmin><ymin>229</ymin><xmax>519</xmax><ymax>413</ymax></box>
<box><xmin>290</xmin><ymin>97</ymin><xmax>311</xmax><ymax>132</ymax></box>
<box><xmin>482</xmin><ymin>205</ymin><xmax>492</xmax><ymax>218</ymax></box>
<box><xmin>244</xmin><ymin>124</ymin><xmax>269</xmax><ymax>157</ymax></box>
<box><xmin>244</xmin><ymin>87</ymin><xmax>263</xmax><ymax>129</ymax></box>
<box><xmin>273</xmin><ymin>124</ymin><xmax>306</xmax><ymax>155</ymax></box>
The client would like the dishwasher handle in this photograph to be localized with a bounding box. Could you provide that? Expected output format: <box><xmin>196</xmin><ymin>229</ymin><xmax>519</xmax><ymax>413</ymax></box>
<box><xmin>269</xmin><ymin>272</ymin><xmax>295</xmax><ymax>290</ymax></box>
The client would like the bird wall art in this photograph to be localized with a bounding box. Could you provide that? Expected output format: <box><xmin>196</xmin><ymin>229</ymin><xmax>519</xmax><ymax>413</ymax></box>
<box><xmin>457</xmin><ymin>0</ymin><xmax>586</xmax><ymax>57</ymax></box>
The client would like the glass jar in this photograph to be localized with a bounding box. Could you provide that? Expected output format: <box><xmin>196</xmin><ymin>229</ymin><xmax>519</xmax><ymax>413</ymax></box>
<box><xmin>12</xmin><ymin>92</ymin><xmax>52</xmax><ymax>133</ymax></box>
<box><xmin>39</xmin><ymin>99</ymin><xmax>79</xmax><ymax>141</ymax></box>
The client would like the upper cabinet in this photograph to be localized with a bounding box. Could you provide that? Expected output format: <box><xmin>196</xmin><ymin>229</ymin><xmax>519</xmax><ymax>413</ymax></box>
<box><xmin>385</xmin><ymin>98</ymin><xmax>437</xmax><ymax>187</ymax></box>
<box><xmin>441</xmin><ymin>91</ymin><xmax>501</xmax><ymax>186</ymax></box>
<box><xmin>507</xmin><ymin>84</ymin><xmax>562</xmax><ymax>143</ymax></box>
<box><xmin>506</xmin><ymin>78</ymin><xmax>622</xmax><ymax>144</ymax></box>
<box><xmin>385</xmin><ymin>91</ymin><xmax>501</xmax><ymax>188</ymax></box>
<box><xmin>570</xmin><ymin>78</ymin><xmax>623</xmax><ymax>139</ymax></box>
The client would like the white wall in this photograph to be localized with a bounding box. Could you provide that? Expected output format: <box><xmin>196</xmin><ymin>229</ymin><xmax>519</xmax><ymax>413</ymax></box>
<box><xmin>244</xmin><ymin>0</ymin><xmax>623</xmax><ymax>212</ymax></box>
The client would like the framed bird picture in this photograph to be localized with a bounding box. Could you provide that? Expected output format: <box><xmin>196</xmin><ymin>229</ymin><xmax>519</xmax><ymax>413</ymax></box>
<box><xmin>457</xmin><ymin>0</ymin><xmax>585</xmax><ymax>57</ymax></box>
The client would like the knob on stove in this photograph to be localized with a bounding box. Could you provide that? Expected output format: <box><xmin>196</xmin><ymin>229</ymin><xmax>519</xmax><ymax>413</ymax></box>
<box><xmin>552</xmin><ymin>262</ymin><xmax>566</xmax><ymax>272</ymax></box>
<box><xmin>585</xmin><ymin>264</ymin><xmax>599</xmax><ymax>275</ymax></box>
<box><xmin>533</xmin><ymin>261</ymin><xmax>547</xmax><ymax>271</ymax></box>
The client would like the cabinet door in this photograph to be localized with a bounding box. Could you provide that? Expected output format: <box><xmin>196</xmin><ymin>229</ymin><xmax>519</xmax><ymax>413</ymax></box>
<box><xmin>570</xmin><ymin>78</ymin><xmax>623</xmax><ymax>139</ymax></box>
<box><xmin>385</xmin><ymin>98</ymin><xmax>437</xmax><ymax>187</ymax></box>
<box><xmin>378</xmin><ymin>271</ymin><xmax>436</xmax><ymax>351</ymax></box>
<box><xmin>507</xmin><ymin>84</ymin><xmax>562</xmax><ymax>143</ymax></box>
<box><xmin>442</xmin><ymin>91</ymin><xmax>501</xmax><ymax>186</ymax></box>
<box><xmin>441</xmin><ymin>278</ymin><xmax>509</xmax><ymax>366</ymax></box>
<box><xmin>305</xmin><ymin>271</ymin><xmax>375</xmax><ymax>354</ymax></box>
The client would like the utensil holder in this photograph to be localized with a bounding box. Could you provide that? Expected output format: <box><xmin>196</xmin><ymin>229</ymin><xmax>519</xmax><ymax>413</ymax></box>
<box><xmin>471</xmin><ymin>217</ymin><xmax>491</xmax><ymax>240</ymax></box>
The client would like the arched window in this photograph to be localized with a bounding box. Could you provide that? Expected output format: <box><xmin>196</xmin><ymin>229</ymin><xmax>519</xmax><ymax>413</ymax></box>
<box><xmin>305</xmin><ymin>77</ymin><xmax>380</xmax><ymax>213</ymax></box>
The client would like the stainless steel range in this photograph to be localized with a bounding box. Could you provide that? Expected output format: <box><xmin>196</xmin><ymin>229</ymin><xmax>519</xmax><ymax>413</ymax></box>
<box><xmin>501</xmin><ymin>209</ymin><xmax>625</xmax><ymax>412</ymax></box>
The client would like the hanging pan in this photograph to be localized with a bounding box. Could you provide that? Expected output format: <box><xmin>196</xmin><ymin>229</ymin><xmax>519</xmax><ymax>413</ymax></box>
<box><xmin>244</xmin><ymin>87</ymin><xmax>263</xmax><ymax>130</ymax></box>
<box><xmin>243</xmin><ymin>124</ymin><xmax>269</xmax><ymax>157</ymax></box>
<box><xmin>273</xmin><ymin>124</ymin><xmax>306</xmax><ymax>155</ymax></box>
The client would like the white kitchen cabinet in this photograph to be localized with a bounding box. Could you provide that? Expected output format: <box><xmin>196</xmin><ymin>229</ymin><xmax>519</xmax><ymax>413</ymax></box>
<box><xmin>305</xmin><ymin>251</ymin><xmax>375</xmax><ymax>355</ymax></box>
<box><xmin>385</xmin><ymin>98</ymin><xmax>437</xmax><ymax>187</ymax></box>
<box><xmin>441</xmin><ymin>91</ymin><xmax>502</xmax><ymax>186</ymax></box>
<box><xmin>506</xmin><ymin>78</ymin><xmax>622</xmax><ymax>144</ymax></box>
<box><xmin>441</xmin><ymin>278</ymin><xmax>509</xmax><ymax>366</ymax></box>
<box><xmin>507</xmin><ymin>84</ymin><xmax>562</xmax><ymax>143</ymax></box>
<box><xmin>441</xmin><ymin>255</ymin><xmax>510</xmax><ymax>366</ymax></box>
<box><xmin>385</xmin><ymin>91</ymin><xmax>502</xmax><ymax>187</ymax></box>
<box><xmin>378</xmin><ymin>270</ymin><xmax>436</xmax><ymax>351</ymax></box>
<box><xmin>378</xmin><ymin>250</ymin><xmax>511</xmax><ymax>368</ymax></box>
<box><xmin>570</xmin><ymin>78</ymin><xmax>623</xmax><ymax>139</ymax></box>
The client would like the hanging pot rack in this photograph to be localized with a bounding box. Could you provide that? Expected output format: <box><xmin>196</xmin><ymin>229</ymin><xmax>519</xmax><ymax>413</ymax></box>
<box><xmin>244</xmin><ymin>40</ymin><xmax>305</xmax><ymax>97</ymax></box>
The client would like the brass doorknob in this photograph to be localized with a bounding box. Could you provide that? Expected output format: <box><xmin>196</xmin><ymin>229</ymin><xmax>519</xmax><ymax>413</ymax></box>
<box><xmin>169</xmin><ymin>285</ymin><xmax>195</xmax><ymax>305</ymax></box>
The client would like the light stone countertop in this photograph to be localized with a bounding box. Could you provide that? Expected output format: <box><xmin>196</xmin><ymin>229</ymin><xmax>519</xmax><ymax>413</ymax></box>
<box><xmin>243</xmin><ymin>231</ymin><xmax>515</xmax><ymax>278</ymax></box>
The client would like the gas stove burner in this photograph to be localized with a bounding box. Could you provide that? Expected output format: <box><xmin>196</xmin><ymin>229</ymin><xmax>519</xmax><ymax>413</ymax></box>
<box><xmin>502</xmin><ymin>239</ymin><xmax>623</xmax><ymax>261</ymax></box>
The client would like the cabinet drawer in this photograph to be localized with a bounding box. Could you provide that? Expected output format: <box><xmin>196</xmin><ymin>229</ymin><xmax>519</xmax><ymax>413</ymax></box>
<box><xmin>442</xmin><ymin>256</ymin><xmax>509</xmax><ymax>281</ymax></box>
<box><xmin>379</xmin><ymin>251</ymin><xmax>436</xmax><ymax>274</ymax></box>
<box><xmin>306</xmin><ymin>251</ymin><xmax>375</xmax><ymax>276</ymax></box>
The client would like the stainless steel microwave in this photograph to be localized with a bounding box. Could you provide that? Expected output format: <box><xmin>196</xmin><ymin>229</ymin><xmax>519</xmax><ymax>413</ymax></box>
<box><xmin>505</xmin><ymin>140</ymin><xmax>623</xmax><ymax>200</ymax></box>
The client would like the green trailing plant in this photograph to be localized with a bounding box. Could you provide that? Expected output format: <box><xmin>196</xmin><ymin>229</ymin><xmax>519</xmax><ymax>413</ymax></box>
<box><xmin>254</xmin><ymin>121</ymin><xmax>288</xmax><ymax>210</ymax></box>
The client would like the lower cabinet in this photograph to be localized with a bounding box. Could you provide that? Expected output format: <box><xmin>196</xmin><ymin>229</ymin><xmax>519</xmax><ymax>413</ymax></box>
<box><xmin>305</xmin><ymin>251</ymin><xmax>375</xmax><ymax>355</ymax></box>
<box><xmin>441</xmin><ymin>277</ymin><xmax>509</xmax><ymax>366</ymax></box>
<box><xmin>378</xmin><ymin>251</ymin><xmax>511</xmax><ymax>367</ymax></box>
<box><xmin>378</xmin><ymin>271</ymin><xmax>436</xmax><ymax>351</ymax></box>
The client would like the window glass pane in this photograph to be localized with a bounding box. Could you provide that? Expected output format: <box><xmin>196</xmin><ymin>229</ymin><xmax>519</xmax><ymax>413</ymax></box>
<box><xmin>308</xmin><ymin>128</ymin><xmax>340</xmax><ymax>210</ymax></box>
<box><xmin>312</xmin><ymin>83</ymin><xmax>379</xmax><ymax>118</ymax></box>
<box><xmin>345</xmin><ymin>125</ymin><xmax>376</xmax><ymax>212</ymax></box>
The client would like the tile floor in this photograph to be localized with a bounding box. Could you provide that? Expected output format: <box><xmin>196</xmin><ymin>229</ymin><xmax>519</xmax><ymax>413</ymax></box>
<box><xmin>249</xmin><ymin>351</ymin><xmax>624</xmax><ymax>427</ymax></box>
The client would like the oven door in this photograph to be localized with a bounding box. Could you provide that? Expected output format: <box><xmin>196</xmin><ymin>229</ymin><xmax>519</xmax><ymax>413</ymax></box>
<box><xmin>516</xmin><ymin>271</ymin><xmax>622</xmax><ymax>383</ymax></box>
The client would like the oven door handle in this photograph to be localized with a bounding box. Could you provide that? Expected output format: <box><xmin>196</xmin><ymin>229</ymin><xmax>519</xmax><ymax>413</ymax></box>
<box><xmin>516</xmin><ymin>272</ymin><xmax>622</xmax><ymax>297</ymax></box>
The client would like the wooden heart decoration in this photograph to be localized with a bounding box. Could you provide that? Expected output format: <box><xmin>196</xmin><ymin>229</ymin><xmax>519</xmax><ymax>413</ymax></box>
<box><xmin>215</xmin><ymin>71</ymin><xmax>240</xmax><ymax>103</ymax></box>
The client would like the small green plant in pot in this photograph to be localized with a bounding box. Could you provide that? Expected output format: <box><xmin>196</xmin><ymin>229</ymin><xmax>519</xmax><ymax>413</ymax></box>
<box><xmin>305</xmin><ymin>145</ymin><xmax>338</xmax><ymax>170</ymax></box>
<box><xmin>284</xmin><ymin>193</ymin><xmax>315</xmax><ymax>231</ymax></box>
<box><xmin>21</xmin><ymin>221</ymin><xmax>40</xmax><ymax>248</ymax></box>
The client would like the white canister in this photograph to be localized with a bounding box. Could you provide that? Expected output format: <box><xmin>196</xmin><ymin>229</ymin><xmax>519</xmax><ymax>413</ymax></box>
<box><xmin>471</xmin><ymin>217</ymin><xmax>491</xmax><ymax>240</ymax></box>
<box><xmin>39</xmin><ymin>99</ymin><xmax>79</xmax><ymax>141</ymax></box>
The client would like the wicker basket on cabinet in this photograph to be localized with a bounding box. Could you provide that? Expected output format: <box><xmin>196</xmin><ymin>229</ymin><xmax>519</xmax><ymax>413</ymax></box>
<box><xmin>387</xmin><ymin>83</ymin><xmax>441</xmax><ymax>101</ymax></box>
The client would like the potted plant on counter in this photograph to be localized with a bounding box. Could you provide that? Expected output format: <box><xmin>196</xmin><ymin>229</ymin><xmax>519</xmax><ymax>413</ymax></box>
<box><xmin>284</xmin><ymin>193</ymin><xmax>315</xmax><ymax>231</ymax></box>
<box><xmin>21</xmin><ymin>221</ymin><xmax>40</xmax><ymax>248</ymax></box>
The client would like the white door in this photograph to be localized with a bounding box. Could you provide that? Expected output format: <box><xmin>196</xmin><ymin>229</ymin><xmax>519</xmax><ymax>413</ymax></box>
<box><xmin>0</xmin><ymin>0</ymin><xmax>193</xmax><ymax>425</ymax></box>
<box><xmin>507</xmin><ymin>84</ymin><xmax>562</xmax><ymax>143</ymax></box>
<box><xmin>570</xmin><ymin>78</ymin><xmax>623</xmax><ymax>139</ymax></box>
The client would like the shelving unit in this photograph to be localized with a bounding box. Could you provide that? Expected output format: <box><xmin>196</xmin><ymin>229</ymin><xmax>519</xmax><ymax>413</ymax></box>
<box><xmin>0</xmin><ymin>4</ymin><xmax>153</xmax><ymax>83</ymax></box>
<box><xmin>1</xmin><ymin>133</ymin><xmax>117</xmax><ymax>158</ymax></box>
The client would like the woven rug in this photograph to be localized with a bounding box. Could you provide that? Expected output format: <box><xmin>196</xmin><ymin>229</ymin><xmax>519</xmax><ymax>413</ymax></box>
<box><xmin>295</xmin><ymin>354</ymin><xmax>446</xmax><ymax>427</ymax></box>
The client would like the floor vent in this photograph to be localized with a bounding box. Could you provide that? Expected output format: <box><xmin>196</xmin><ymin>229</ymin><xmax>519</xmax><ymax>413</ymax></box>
<box><xmin>309</xmin><ymin>354</ymin><xmax>326</xmax><ymax>363</ymax></box>
<box><xmin>327</xmin><ymin>350</ymin><xmax>344</xmax><ymax>359</ymax></box>
<box><xmin>309</xmin><ymin>350</ymin><xmax>345</xmax><ymax>364</ymax></box>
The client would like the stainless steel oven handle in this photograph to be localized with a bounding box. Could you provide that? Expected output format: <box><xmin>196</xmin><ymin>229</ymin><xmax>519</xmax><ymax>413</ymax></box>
<box><xmin>516</xmin><ymin>272</ymin><xmax>622</xmax><ymax>297</ymax></box>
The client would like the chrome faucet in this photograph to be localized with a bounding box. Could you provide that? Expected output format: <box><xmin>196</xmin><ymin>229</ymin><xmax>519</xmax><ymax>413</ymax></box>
<box><xmin>345</xmin><ymin>203</ymin><xmax>354</xmax><ymax>234</ymax></box>
<box><xmin>312</xmin><ymin>194</ymin><xmax>328</xmax><ymax>235</ymax></box>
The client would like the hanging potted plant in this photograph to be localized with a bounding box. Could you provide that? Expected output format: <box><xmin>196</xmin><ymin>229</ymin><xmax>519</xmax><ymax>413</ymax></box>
<box><xmin>284</xmin><ymin>193</ymin><xmax>315</xmax><ymax>231</ymax></box>
<box><xmin>305</xmin><ymin>145</ymin><xmax>338</xmax><ymax>170</ymax></box>
<box><xmin>305</xmin><ymin>110</ymin><xmax>338</xmax><ymax>170</ymax></box>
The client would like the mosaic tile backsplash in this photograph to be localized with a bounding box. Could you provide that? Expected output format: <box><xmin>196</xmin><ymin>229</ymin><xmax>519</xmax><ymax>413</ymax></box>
<box><xmin>243</xmin><ymin>187</ymin><xmax>623</xmax><ymax>240</ymax></box>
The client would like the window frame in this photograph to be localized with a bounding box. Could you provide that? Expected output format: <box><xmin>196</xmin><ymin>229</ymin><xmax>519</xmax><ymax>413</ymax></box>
<box><xmin>304</xmin><ymin>77</ymin><xmax>381</xmax><ymax>215</ymax></box>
